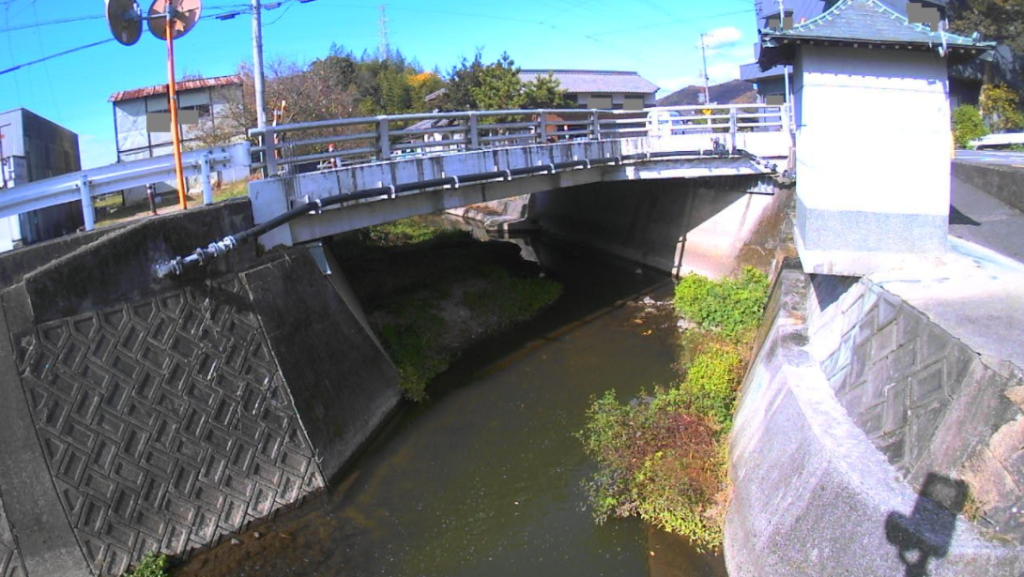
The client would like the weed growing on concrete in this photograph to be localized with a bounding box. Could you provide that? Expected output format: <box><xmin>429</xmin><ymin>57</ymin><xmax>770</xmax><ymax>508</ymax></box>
<box><xmin>580</xmin><ymin>267</ymin><xmax>769</xmax><ymax>550</ymax></box>
<box><xmin>121</xmin><ymin>552</ymin><xmax>169</xmax><ymax>577</ymax></box>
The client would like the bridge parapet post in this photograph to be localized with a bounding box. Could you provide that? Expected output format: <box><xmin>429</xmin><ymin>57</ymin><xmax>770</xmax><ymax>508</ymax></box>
<box><xmin>378</xmin><ymin>117</ymin><xmax>391</xmax><ymax>160</ymax></box>
<box><xmin>728</xmin><ymin>108</ymin><xmax>738</xmax><ymax>151</ymax></box>
<box><xmin>77</xmin><ymin>177</ymin><xmax>94</xmax><ymax>231</ymax></box>
<box><xmin>468</xmin><ymin>113</ymin><xmax>480</xmax><ymax>150</ymax></box>
<box><xmin>538</xmin><ymin>110</ymin><xmax>549</xmax><ymax>144</ymax></box>
<box><xmin>590</xmin><ymin>110</ymin><xmax>602</xmax><ymax>140</ymax></box>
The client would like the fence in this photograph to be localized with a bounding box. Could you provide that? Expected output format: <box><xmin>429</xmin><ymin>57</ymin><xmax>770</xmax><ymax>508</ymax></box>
<box><xmin>249</xmin><ymin>104</ymin><xmax>790</xmax><ymax>177</ymax></box>
<box><xmin>0</xmin><ymin>142</ymin><xmax>251</xmax><ymax>234</ymax></box>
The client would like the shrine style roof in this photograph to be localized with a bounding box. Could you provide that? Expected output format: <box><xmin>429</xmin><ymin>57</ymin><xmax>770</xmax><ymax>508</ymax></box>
<box><xmin>758</xmin><ymin>0</ymin><xmax>994</xmax><ymax>68</ymax></box>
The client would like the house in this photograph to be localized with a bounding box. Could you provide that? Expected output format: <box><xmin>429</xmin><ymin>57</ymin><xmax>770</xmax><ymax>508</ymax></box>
<box><xmin>517</xmin><ymin>70</ymin><xmax>659</xmax><ymax>110</ymax></box>
<box><xmin>109</xmin><ymin>75</ymin><xmax>248</xmax><ymax>203</ymax></box>
<box><xmin>0</xmin><ymin>108</ymin><xmax>83</xmax><ymax>250</ymax></box>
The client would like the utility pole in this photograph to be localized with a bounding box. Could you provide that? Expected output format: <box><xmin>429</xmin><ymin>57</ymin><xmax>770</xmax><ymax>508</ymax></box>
<box><xmin>378</xmin><ymin>4</ymin><xmax>389</xmax><ymax>61</ymax></box>
<box><xmin>252</xmin><ymin>0</ymin><xmax>267</xmax><ymax>129</ymax></box>
<box><xmin>699</xmin><ymin>33</ymin><xmax>711</xmax><ymax>105</ymax></box>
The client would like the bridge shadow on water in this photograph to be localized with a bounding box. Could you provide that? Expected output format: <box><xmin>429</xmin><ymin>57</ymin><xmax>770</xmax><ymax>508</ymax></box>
<box><xmin>885</xmin><ymin>473</ymin><xmax>969</xmax><ymax>577</ymax></box>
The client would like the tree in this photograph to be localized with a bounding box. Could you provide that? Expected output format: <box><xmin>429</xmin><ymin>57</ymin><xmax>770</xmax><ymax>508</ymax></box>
<box><xmin>438</xmin><ymin>52</ymin><xmax>487</xmax><ymax>111</ymax></box>
<box><xmin>471</xmin><ymin>52</ymin><xmax>524</xmax><ymax>110</ymax></box>
<box><xmin>948</xmin><ymin>0</ymin><xmax>1024</xmax><ymax>53</ymax></box>
<box><xmin>521</xmin><ymin>72</ymin><xmax>570</xmax><ymax>109</ymax></box>
<box><xmin>980</xmin><ymin>83</ymin><xmax>1024</xmax><ymax>132</ymax></box>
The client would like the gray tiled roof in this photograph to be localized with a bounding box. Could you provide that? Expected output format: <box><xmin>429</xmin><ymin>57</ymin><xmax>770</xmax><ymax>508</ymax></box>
<box><xmin>518</xmin><ymin>70</ymin><xmax>658</xmax><ymax>95</ymax></box>
<box><xmin>762</xmin><ymin>0</ymin><xmax>987</xmax><ymax>47</ymax></box>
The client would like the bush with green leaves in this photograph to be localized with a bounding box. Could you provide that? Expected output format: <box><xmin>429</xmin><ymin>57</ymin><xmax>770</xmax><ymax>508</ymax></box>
<box><xmin>122</xmin><ymin>553</ymin><xmax>169</xmax><ymax>577</ymax></box>
<box><xmin>952</xmin><ymin>104</ymin><xmax>989</xmax><ymax>149</ymax></box>
<box><xmin>674</xmin><ymin>266</ymin><xmax>769</xmax><ymax>340</ymax></box>
<box><xmin>579</xmin><ymin>389</ymin><xmax>724</xmax><ymax>550</ymax></box>
<box><xmin>581</xmin><ymin>267</ymin><xmax>770</xmax><ymax>550</ymax></box>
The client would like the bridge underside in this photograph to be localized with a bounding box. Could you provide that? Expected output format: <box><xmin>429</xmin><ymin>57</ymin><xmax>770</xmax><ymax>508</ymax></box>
<box><xmin>248</xmin><ymin>137</ymin><xmax>782</xmax><ymax>250</ymax></box>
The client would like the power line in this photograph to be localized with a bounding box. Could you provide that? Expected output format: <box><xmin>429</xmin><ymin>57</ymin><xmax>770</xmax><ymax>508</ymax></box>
<box><xmin>0</xmin><ymin>38</ymin><xmax>115</xmax><ymax>77</ymax></box>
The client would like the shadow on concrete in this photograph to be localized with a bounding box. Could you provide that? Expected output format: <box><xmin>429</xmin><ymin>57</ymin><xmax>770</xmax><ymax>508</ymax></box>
<box><xmin>885</xmin><ymin>473</ymin><xmax>969</xmax><ymax>577</ymax></box>
<box><xmin>810</xmin><ymin>273</ymin><xmax>859</xmax><ymax>311</ymax></box>
<box><xmin>949</xmin><ymin>204</ymin><xmax>981</xmax><ymax>226</ymax></box>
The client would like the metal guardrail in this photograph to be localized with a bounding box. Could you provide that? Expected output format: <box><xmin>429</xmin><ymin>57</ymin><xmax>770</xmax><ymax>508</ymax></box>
<box><xmin>969</xmin><ymin>132</ymin><xmax>1024</xmax><ymax>149</ymax></box>
<box><xmin>248</xmin><ymin>104</ymin><xmax>790</xmax><ymax>177</ymax></box>
<box><xmin>0</xmin><ymin>142</ymin><xmax>251</xmax><ymax>232</ymax></box>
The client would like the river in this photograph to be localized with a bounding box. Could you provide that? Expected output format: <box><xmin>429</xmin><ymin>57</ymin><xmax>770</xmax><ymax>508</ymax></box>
<box><xmin>179</xmin><ymin>235</ymin><xmax>728</xmax><ymax>577</ymax></box>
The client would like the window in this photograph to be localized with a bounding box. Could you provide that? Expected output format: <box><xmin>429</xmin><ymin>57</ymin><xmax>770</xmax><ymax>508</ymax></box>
<box><xmin>624</xmin><ymin>96</ymin><xmax>644</xmax><ymax>111</ymax></box>
<box><xmin>589</xmin><ymin>95</ymin><xmax>612</xmax><ymax>110</ymax></box>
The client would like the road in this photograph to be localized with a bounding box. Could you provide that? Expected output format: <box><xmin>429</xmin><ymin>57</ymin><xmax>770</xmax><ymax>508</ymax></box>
<box><xmin>950</xmin><ymin>150</ymin><xmax>1024</xmax><ymax>263</ymax></box>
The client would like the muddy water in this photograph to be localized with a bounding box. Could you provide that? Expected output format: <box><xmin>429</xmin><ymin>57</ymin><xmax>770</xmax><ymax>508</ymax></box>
<box><xmin>179</xmin><ymin>237</ymin><xmax>727</xmax><ymax>577</ymax></box>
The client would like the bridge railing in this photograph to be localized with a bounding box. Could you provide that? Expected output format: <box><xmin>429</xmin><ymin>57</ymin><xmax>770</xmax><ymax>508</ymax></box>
<box><xmin>248</xmin><ymin>103</ymin><xmax>789</xmax><ymax>177</ymax></box>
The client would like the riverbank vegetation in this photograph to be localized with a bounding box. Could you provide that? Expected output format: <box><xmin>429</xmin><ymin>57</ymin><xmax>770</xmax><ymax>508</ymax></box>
<box><xmin>579</xmin><ymin>266</ymin><xmax>769</xmax><ymax>550</ymax></box>
<box><xmin>334</xmin><ymin>218</ymin><xmax>562</xmax><ymax>401</ymax></box>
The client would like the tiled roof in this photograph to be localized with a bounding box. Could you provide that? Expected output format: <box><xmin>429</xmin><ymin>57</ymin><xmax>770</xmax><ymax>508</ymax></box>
<box><xmin>109</xmin><ymin>75</ymin><xmax>243</xmax><ymax>103</ymax></box>
<box><xmin>518</xmin><ymin>70</ymin><xmax>658</xmax><ymax>95</ymax></box>
<box><xmin>761</xmin><ymin>0</ymin><xmax>989</xmax><ymax>48</ymax></box>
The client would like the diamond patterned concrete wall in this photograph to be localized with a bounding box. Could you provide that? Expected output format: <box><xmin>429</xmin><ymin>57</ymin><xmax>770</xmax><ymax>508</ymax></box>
<box><xmin>808</xmin><ymin>276</ymin><xmax>1023</xmax><ymax>541</ymax></box>
<box><xmin>817</xmin><ymin>285</ymin><xmax>975</xmax><ymax>477</ymax></box>
<box><xmin>0</xmin><ymin>499</ymin><xmax>25</xmax><ymax>577</ymax></box>
<box><xmin>10</xmin><ymin>277</ymin><xmax>325</xmax><ymax>575</ymax></box>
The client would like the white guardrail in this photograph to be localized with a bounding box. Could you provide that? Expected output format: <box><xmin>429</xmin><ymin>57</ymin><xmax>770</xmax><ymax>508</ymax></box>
<box><xmin>969</xmin><ymin>132</ymin><xmax>1024</xmax><ymax>149</ymax></box>
<box><xmin>249</xmin><ymin>104</ymin><xmax>790</xmax><ymax>176</ymax></box>
<box><xmin>0</xmin><ymin>142</ymin><xmax>251</xmax><ymax>231</ymax></box>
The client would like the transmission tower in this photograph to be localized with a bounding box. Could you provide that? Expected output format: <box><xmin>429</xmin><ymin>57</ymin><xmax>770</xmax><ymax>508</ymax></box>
<box><xmin>378</xmin><ymin>4</ymin><xmax>390</xmax><ymax>60</ymax></box>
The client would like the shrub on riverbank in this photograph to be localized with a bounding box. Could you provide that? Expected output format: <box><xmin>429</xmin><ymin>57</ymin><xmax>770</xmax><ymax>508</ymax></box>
<box><xmin>379</xmin><ymin>266</ymin><xmax>562</xmax><ymax>402</ymax></box>
<box><xmin>349</xmin><ymin>218</ymin><xmax>563</xmax><ymax>401</ymax></box>
<box><xmin>580</xmin><ymin>267</ymin><xmax>769</xmax><ymax>550</ymax></box>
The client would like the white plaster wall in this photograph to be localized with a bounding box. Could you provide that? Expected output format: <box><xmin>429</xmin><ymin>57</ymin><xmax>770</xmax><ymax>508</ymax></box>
<box><xmin>795</xmin><ymin>46</ymin><xmax>951</xmax><ymax>217</ymax></box>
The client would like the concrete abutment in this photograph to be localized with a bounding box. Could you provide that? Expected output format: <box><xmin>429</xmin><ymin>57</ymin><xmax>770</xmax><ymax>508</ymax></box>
<box><xmin>0</xmin><ymin>201</ymin><xmax>401</xmax><ymax>576</ymax></box>
<box><xmin>726</xmin><ymin>257</ymin><xmax>1024</xmax><ymax>576</ymax></box>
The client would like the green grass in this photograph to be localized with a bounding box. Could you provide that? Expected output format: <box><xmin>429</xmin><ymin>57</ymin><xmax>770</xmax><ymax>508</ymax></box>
<box><xmin>579</xmin><ymin>267</ymin><xmax>770</xmax><ymax>550</ymax></box>
<box><xmin>121</xmin><ymin>552</ymin><xmax>169</xmax><ymax>577</ymax></box>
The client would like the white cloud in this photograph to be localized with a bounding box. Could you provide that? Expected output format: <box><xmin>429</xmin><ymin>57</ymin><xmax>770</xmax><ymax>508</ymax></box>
<box><xmin>701</xmin><ymin>27</ymin><xmax>743</xmax><ymax>49</ymax></box>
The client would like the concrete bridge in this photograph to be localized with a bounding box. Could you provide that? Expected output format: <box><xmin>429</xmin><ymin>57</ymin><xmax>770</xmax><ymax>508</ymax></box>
<box><xmin>0</xmin><ymin>104</ymin><xmax>791</xmax><ymax>576</ymax></box>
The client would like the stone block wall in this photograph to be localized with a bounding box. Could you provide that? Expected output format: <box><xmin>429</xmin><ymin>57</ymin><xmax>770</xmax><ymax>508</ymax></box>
<box><xmin>806</xmin><ymin>275</ymin><xmax>1024</xmax><ymax>541</ymax></box>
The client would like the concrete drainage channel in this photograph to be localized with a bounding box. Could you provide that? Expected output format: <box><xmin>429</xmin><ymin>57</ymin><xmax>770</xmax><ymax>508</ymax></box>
<box><xmin>726</xmin><ymin>258</ymin><xmax>1024</xmax><ymax>576</ymax></box>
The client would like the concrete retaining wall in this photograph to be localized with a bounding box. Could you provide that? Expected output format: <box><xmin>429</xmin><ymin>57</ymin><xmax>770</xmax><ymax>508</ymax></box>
<box><xmin>953</xmin><ymin>160</ymin><xmax>1024</xmax><ymax>213</ymax></box>
<box><xmin>0</xmin><ymin>202</ymin><xmax>400</xmax><ymax>576</ymax></box>
<box><xmin>725</xmin><ymin>265</ymin><xmax>1024</xmax><ymax>577</ymax></box>
<box><xmin>525</xmin><ymin>176</ymin><xmax>779</xmax><ymax>278</ymax></box>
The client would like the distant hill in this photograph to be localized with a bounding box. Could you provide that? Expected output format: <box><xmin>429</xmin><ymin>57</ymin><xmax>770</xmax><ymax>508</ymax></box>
<box><xmin>657</xmin><ymin>79</ymin><xmax>757</xmax><ymax>106</ymax></box>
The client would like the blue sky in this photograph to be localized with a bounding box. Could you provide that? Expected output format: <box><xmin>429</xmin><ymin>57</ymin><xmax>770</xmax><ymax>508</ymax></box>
<box><xmin>0</xmin><ymin>0</ymin><xmax>757</xmax><ymax>169</ymax></box>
